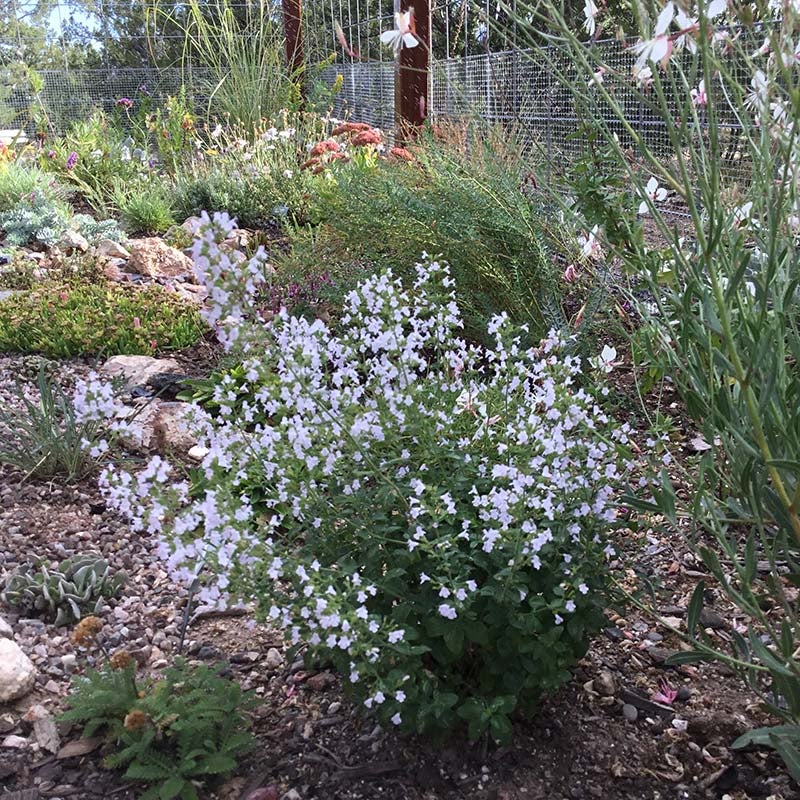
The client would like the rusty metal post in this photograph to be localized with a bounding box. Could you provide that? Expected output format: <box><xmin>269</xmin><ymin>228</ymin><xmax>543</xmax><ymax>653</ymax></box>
<box><xmin>395</xmin><ymin>0</ymin><xmax>430</xmax><ymax>143</ymax></box>
<box><xmin>283</xmin><ymin>0</ymin><xmax>305</xmax><ymax>100</ymax></box>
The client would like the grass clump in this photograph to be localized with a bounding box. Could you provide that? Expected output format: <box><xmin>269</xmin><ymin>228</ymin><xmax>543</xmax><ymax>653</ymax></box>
<box><xmin>0</xmin><ymin>283</ymin><xmax>206</xmax><ymax>357</ymax></box>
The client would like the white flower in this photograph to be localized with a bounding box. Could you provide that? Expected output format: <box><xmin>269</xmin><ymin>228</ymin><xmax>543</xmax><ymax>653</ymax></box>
<box><xmin>638</xmin><ymin>176</ymin><xmax>668</xmax><ymax>215</ymax></box>
<box><xmin>391</xmin><ymin>712</ymin><xmax>402</xmax><ymax>725</ymax></box>
<box><xmin>631</xmin><ymin>2</ymin><xmax>675</xmax><ymax>70</ymax></box>
<box><xmin>591</xmin><ymin>344</ymin><xmax>618</xmax><ymax>373</ymax></box>
<box><xmin>210</xmin><ymin>124</ymin><xmax>223</xmax><ymax>139</ymax></box>
<box><xmin>380</xmin><ymin>11</ymin><xmax>418</xmax><ymax>56</ymax></box>
<box><xmin>633</xmin><ymin>65</ymin><xmax>653</xmax><ymax>89</ymax></box>
<box><xmin>733</xmin><ymin>201</ymin><xmax>754</xmax><ymax>226</ymax></box>
<box><xmin>438</xmin><ymin>603</ymin><xmax>457</xmax><ymax>620</ymax></box>
<box><xmin>578</xmin><ymin>225</ymin><xmax>603</xmax><ymax>259</ymax></box>
<box><xmin>583</xmin><ymin>0</ymin><xmax>598</xmax><ymax>36</ymax></box>
<box><xmin>744</xmin><ymin>70</ymin><xmax>769</xmax><ymax>113</ymax></box>
<box><xmin>588</xmin><ymin>68</ymin><xmax>606</xmax><ymax>89</ymax></box>
<box><xmin>706</xmin><ymin>0</ymin><xmax>727</xmax><ymax>18</ymax></box>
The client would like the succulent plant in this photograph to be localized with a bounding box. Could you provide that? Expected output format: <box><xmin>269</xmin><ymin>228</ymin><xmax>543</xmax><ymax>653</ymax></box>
<box><xmin>1</xmin><ymin>554</ymin><xmax>125</xmax><ymax>626</ymax></box>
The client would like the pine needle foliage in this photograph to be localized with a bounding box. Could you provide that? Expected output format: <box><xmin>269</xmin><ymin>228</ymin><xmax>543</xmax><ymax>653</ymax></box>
<box><xmin>62</xmin><ymin>659</ymin><xmax>255</xmax><ymax>800</ymax></box>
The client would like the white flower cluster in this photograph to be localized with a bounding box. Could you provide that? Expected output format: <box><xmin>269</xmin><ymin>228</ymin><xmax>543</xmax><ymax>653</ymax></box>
<box><xmin>101</xmin><ymin>213</ymin><xmax>634</xmax><ymax>732</ymax></box>
<box><xmin>72</xmin><ymin>372</ymin><xmax>131</xmax><ymax>459</ymax></box>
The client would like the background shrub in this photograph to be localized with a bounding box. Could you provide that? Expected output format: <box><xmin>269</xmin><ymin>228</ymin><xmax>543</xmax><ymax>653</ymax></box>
<box><xmin>0</xmin><ymin>161</ymin><xmax>68</xmax><ymax>212</ymax></box>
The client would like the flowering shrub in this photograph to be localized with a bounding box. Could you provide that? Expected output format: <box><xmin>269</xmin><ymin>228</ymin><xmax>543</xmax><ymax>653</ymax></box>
<box><xmin>100</xmin><ymin>213</ymin><xmax>633</xmax><ymax>742</ymax></box>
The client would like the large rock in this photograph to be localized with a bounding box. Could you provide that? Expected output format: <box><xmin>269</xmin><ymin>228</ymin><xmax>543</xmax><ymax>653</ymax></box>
<box><xmin>120</xmin><ymin>400</ymin><xmax>198</xmax><ymax>455</ymax></box>
<box><xmin>127</xmin><ymin>238</ymin><xmax>194</xmax><ymax>281</ymax></box>
<box><xmin>101</xmin><ymin>355</ymin><xmax>181</xmax><ymax>389</ymax></box>
<box><xmin>152</xmin><ymin>402</ymin><xmax>198</xmax><ymax>454</ymax></box>
<box><xmin>0</xmin><ymin>638</ymin><xmax>37</xmax><ymax>702</ymax></box>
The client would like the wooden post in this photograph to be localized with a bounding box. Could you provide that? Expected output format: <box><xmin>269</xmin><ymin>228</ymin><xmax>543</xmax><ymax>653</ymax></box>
<box><xmin>283</xmin><ymin>0</ymin><xmax>305</xmax><ymax>100</ymax></box>
<box><xmin>396</xmin><ymin>0</ymin><xmax>430</xmax><ymax>143</ymax></box>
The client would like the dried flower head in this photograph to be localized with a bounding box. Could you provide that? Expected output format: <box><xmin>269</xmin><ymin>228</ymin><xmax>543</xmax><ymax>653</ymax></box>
<box><xmin>71</xmin><ymin>615</ymin><xmax>103</xmax><ymax>646</ymax></box>
<box><xmin>123</xmin><ymin>709</ymin><xmax>149</xmax><ymax>731</ymax></box>
<box><xmin>109</xmin><ymin>650</ymin><xmax>135</xmax><ymax>670</ymax></box>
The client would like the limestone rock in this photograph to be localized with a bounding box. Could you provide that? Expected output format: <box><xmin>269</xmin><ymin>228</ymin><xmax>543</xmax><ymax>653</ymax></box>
<box><xmin>0</xmin><ymin>616</ymin><xmax>12</xmax><ymax>639</ymax></box>
<box><xmin>101</xmin><ymin>355</ymin><xmax>181</xmax><ymax>389</ymax></box>
<box><xmin>95</xmin><ymin>238</ymin><xmax>130</xmax><ymax>260</ymax></box>
<box><xmin>0</xmin><ymin>638</ymin><xmax>37</xmax><ymax>702</ymax></box>
<box><xmin>128</xmin><ymin>237</ymin><xmax>194</xmax><ymax>281</ymax></box>
<box><xmin>152</xmin><ymin>402</ymin><xmax>198</xmax><ymax>454</ymax></box>
<box><xmin>58</xmin><ymin>229</ymin><xmax>89</xmax><ymax>252</ymax></box>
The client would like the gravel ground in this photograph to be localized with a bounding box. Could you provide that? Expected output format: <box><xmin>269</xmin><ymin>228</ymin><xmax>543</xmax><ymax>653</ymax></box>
<box><xmin>0</xmin><ymin>351</ymin><xmax>797</xmax><ymax>800</ymax></box>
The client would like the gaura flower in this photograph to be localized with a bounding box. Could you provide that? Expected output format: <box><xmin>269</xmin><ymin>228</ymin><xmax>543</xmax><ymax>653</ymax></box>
<box><xmin>578</xmin><ymin>225</ymin><xmax>603</xmax><ymax>259</ymax></box>
<box><xmin>690</xmin><ymin>79</ymin><xmax>707</xmax><ymax>107</ymax></box>
<box><xmin>583</xmin><ymin>0</ymin><xmax>599</xmax><ymax>36</ymax></box>
<box><xmin>380</xmin><ymin>11</ymin><xmax>419</xmax><ymax>56</ymax></box>
<box><xmin>638</xmin><ymin>176</ymin><xmax>668</xmax><ymax>215</ymax></box>
<box><xmin>652</xmin><ymin>678</ymin><xmax>678</xmax><ymax>705</ymax></box>
<box><xmin>631</xmin><ymin>2</ymin><xmax>676</xmax><ymax>70</ymax></box>
<box><xmin>563</xmin><ymin>264</ymin><xmax>579</xmax><ymax>283</ymax></box>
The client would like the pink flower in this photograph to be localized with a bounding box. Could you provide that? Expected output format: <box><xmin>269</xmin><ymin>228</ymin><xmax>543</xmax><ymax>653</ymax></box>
<box><xmin>652</xmin><ymin>678</ymin><xmax>678</xmax><ymax>705</ymax></box>
<box><xmin>691</xmin><ymin>80</ymin><xmax>707</xmax><ymax>107</ymax></box>
<box><xmin>563</xmin><ymin>264</ymin><xmax>579</xmax><ymax>282</ymax></box>
<box><xmin>133</xmin><ymin>316</ymin><xmax>141</xmax><ymax>329</ymax></box>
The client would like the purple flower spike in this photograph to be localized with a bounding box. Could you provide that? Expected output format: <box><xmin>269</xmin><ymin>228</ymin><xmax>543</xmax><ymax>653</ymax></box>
<box><xmin>65</xmin><ymin>151</ymin><xmax>78</xmax><ymax>170</ymax></box>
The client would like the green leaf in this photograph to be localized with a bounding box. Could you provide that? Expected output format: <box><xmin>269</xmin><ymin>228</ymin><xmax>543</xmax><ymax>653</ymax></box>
<box><xmin>772</xmin><ymin>735</ymin><xmax>800</xmax><ymax>784</ymax></box>
<box><xmin>663</xmin><ymin>650</ymin><xmax>709</xmax><ymax>666</ymax></box>
<box><xmin>732</xmin><ymin>724</ymin><xmax>800</xmax><ymax>749</ymax></box>
<box><xmin>159</xmin><ymin>776</ymin><xmax>187</xmax><ymax>800</ymax></box>
<box><xmin>686</xmin><ymin>582</ymin><xmax>705</xmax><ymax>639</ymax></box>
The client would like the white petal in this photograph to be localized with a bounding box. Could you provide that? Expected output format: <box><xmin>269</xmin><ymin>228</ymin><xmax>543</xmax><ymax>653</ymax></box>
<box><xmin>402</xmin><ymin>32</ymin><xmax>418</xmax><ymax>48</ymax></box>
<box><xmin>650</xmin><ymin>36</ymin><xmax>671</xmax><ymax>64</ymax></box>
<box><xmin>706</xmin><ymin>0</ymin><xmax>726</xmax><ymax>17</ymax></box>
<box><xmin>655</xmin><ymin>2</ymin><xmax>675</xmax><ymax>35</ymax></box>
<box><xmin>380</xmin><ymin>30</ymin><xmax>399</xmax><ymax>44</ymax></box>
<box><xmin>656</xmin><ymin>188</ymin><xmax>668</xmax><ymax>201</ymax></box>
<box><xmin>646</xmin><ymin>176</ymin><xmax>659</xmax><ymax>194</ymax></box>
<box><xmin>638</xmin><ymin>200</ymin><xmax>649</xmax><ymax>215</ymax></box>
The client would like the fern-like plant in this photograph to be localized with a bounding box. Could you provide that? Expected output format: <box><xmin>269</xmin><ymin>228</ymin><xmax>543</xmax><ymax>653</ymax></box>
<box><xmin>62</xmin><ymin>659</ymin><xmax>255</xmax><ymax>800</ymax></box>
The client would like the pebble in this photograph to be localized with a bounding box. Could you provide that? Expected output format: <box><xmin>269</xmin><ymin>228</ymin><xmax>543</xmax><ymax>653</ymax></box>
<box><xmin>282</xmin><ymin>790</ymin><xmax>302</xmax><ymax>800</ymax></box>
<box><xmin>265</xmin><ymin>648</ymin><xmax>283</xmax><ymax>670</ymax></box>
<box><xmin>327</xmin><ymin>701</ymin><xmax>342</xmax><ymax>715</ymax></box>
<box><xmin>604</xmin><ymin>627</ymin><xmax>624</xmax><ymax>642</ymax></box>
<box><xmin>646</xmin><ymin>632</ymin><xmax>664</xmax><ymax>643</ymax></box>
<box><xmin>622</xmin><ymin>704</ymin><xmax>638</xmax><ymax>723</ymax></box>
<box><xmin>594</xmin><ymin>670</ymin><xmax>616</xmax><ymax>697</ymax></box>
<box><xmin>60</xmin><ymin>654</ymin><xmax>77</xmax><ymax>669</ymax></box>
<box><xmin>676</xmin><ymin>686</ymin><xmax>692</xmax><ymax>702</ymax></box>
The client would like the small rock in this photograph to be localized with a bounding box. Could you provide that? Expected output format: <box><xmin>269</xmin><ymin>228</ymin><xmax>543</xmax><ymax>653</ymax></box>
<box><xmin>60</xmin><ymin>654</ymin><xmax>77</xmax><ymax>671</ymax></box>
<box><xmin>0</xmin><ymin>638</ymin><xmax>37</xmax><ymax>702</ymax></box>
<box><xmin>1</xmin><ymin>734</ymin><xmax>28</xmax><ymax>748</ymax></box>
<box><xmin>660</xmin><ymin>616</ymin><xmax>683</xmax><ymax>630</ymax></box>
<box><xmin>646</xmin><ymin>632</ymin><xmax>664</xmax><ymax>643</ymax></box>
<box><xmin>59</xmin><ymin>229</ymin><xmax>89</xmax><ymax>252</ymax></box>
<box><xmin>265</xmin><ymin>648</ymin><xmax>283</xmax><ymax>670</ymax></box>
<box><xmin>24</xmin><ymin>704</ymin><xmax>60</xmax><ymax>754</ymax></box>
<box><xmin>245</xmin><ymin>788</ymin><xmax>279</xmax><ymax>800</ymax></box>
<box><xmin>281</xmin><ymin>790</ymin><xmax>302</xmax><ymax>800</ymax></box>
<box><xmin>305</xmin><ymin>672</ymin><xmax>335</xmax><ymax>691</ymax></box>
<box><xmin>95</xmin><ymin>238</ymin><xmax>130</xmax><ymax>260</ymax></box>
<box><xmin>604</xmin><ymin>627</ymin><xmax>624</xmax><ymax>642</ymax></box>
<box><xmin>594</xmin><ymin>670</ymin><xmax>616</xmax><ymax>697</ymax></box>
<box><xmin>0</xmin><ymin>616</ymin><xmax>13</xmax><ymax>639</ymax></box>
<box><xmin>622</xmin><ymin>704</ymin><xmax>638</xmax><ymax>723</ymax></box>
<box><xmin>187</xmin><ymin>445</ymin><xmax>210</xmax><ymax>461</ymax></box>
<box><xmin>699</xmin><ymin>609</ymin><xmax>726</xmax><ymax>630</ymax></box>
<box><xmin>676</xmin><ymin>686</ymin><xmax>692</xmax><ymax>703</ymax></box>
<box><xmin>327</xmin><ymin>701</ymin><xmax>342</xmax><ymax>715</ymax></box>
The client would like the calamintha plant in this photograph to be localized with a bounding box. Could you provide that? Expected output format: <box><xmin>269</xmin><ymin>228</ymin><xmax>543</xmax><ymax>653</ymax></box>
<box><xmin>99</xmin><ymin>213</ymin><xmax>635</xmax><ymax>742</ymax></box>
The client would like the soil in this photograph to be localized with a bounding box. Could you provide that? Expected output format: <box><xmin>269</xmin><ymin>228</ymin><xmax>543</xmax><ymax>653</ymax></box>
<box><xmin>0</xmin><ymin>346</ymin><xmax>797</xmax><ymax>800</ymax></box>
